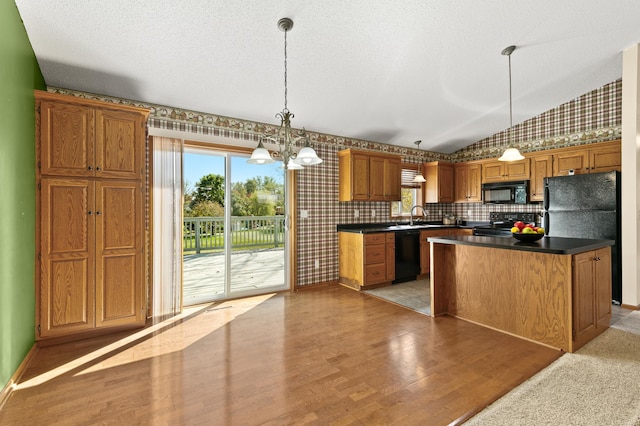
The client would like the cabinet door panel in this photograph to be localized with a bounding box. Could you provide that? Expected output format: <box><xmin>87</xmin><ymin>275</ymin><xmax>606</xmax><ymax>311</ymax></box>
<box><xmin>482</xmin><ymin>162</ymin><xmax>504</xmax><ymax>182</ymax></box>
<box><xmin>554</xmin><ymin>151</ymin><xmax>588</xmax><ymax>175</ymax></box>
<box><xmin>351</xmin><ymin>154</ymin><xmax>370</xmax><ymax>200</ymax></box>
<box><xmin>39</xmin><ymin>101</ymin><xmax>94</xmax><ymax>177</ymax></box>
<box><xmin>40</xmin><ymin>178</ymin><xmax>95</xmax><ymax>337</ymax></box>
<box><xmin>96</xmin><ymin>109</ymin><xmax>145</xmax><ymax>179</ymax></box>
<box><xmin>594</xmin><ymin>248</ymin><xmax>612</xmax><ymax>327</ymax></box>
<box><xmin>454</xmin><ymin>165</ymin><xmax>469</xmax><ymax>202</ymax></box>
<box><xmin>467</xmin><ymin>164</ymin><xmax>482</xmax><ymax>201</ymax></box>
<box><xmin>386</xmin><ymin>242</ymin><xmax>395</xmax><ymax>281</ymax></box>
<box><xmin>530</xmin><ymin>155</ymin><xmax>552</xmax><ymax>202</ymax></box>
<box><xmin>590</xmin><ymin>147</ymin><xmax>621</xmax><ymax>173</ymax></box>
<box><xmin>572</xmin><ymin>252</ymin><xmax>596</xmax><ymax>346</ymax></box>
<box><xmin>504</xmin><ymin>159</ymin><xmax>530</xmax><ymax>179</ymax></box>
<box><xmin>95</xmin><ymin>181</ymin><xmax>144</xmax><ymax>327</ymax></box>
<box><xmin>369</xmin><ymin>156</ymin><xmax>386</xmax><ymax>200</ymax></box>
<box><xmin>384</xmin><ymin>158</ymin><xmax>401</xmax><ymax>201</ymax></box>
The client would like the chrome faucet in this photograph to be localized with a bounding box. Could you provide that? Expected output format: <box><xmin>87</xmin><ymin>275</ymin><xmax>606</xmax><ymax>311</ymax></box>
<box><xmin>410</xmin><ymin>205</ymin><xmax>427</xmax><ymax>226</ymax></box>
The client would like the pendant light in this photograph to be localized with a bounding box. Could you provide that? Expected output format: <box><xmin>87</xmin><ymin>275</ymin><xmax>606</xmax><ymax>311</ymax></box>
<box><xmin>498</xmin><ymin>45</ymin><xmax>525</xmax><ymax>162</ymax></box>
<box><xmin>248</xmin><ymin>18</ymin><xmax>322</xmax><ymax>169</ymax></box>
<box><xmin>413</xmin><ymin>140</ymin><xmax>426</xmax><ymax>183</ymax></box>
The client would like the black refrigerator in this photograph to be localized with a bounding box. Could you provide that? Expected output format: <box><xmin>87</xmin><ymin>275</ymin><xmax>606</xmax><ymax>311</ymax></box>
<box><xmin>543</xmin><ymin>171</ymin><xmax>622</xmax><ymax>304</ymax></box>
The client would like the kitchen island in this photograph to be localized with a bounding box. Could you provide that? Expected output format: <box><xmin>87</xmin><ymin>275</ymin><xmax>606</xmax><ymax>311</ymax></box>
<box><xmin>428</xmin><ymin>235</ymin><xmax>614</xmax><ymax>352</ymax></box>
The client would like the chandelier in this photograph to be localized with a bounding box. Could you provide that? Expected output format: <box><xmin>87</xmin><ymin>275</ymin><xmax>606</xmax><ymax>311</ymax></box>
<box><xmin>498</xmin><ymin>45</ymin><xmax>525</xmax><ymax>162</ymax></box>
<box><xmin>248</xmin><ymin>18</ymin><xmax>322</xmax><ymax>170</ymax></box>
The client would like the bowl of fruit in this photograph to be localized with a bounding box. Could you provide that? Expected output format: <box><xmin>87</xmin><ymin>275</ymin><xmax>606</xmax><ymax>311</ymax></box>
<box><xmin>511</xmin><ymin>221</ymin><xmax>545</xmax><ymax>242</ymax></box>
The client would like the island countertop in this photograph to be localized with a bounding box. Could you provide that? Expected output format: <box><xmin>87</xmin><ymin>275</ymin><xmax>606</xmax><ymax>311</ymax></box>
<box><xmin>336</xmin><ymin>222</ymin><xmax>484</xmax><ymax>234</ymax></box>
<box><xmin>427</xmin><ymin>235</ymin><xmax>613</xmax><ymax>255</ymax></box>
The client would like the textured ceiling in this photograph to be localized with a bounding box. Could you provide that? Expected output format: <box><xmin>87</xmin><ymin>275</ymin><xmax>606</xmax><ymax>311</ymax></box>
<box><xmin>14</xmin><ymin>1</ymin><xmax>640</xmax><ymax>153</ymax></box>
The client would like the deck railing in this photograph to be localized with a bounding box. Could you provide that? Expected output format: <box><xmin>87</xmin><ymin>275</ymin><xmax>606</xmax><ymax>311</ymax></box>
<box><xmin>183</xmin><ymin>216</ymin><xmax>285</xmax><ymax>253</ymax></box>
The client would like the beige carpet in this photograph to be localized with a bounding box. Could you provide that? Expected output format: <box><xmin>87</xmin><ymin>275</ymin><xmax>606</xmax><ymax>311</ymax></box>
<box><xmin>465</xmin><ymin>313</ymin><xmax>640</xmax><ymax>425</ymax></box>
<box><xmin>363</xmin><ymin>279</ymin><xmax>430</xmax><ymax>315</ymax></box>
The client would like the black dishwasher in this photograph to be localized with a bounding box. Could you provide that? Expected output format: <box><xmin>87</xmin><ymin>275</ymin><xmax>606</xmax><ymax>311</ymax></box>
<box><xmin>393</xmin><ymin>230</ymin><xmax>421</xmax><ymax>283</ymax></box>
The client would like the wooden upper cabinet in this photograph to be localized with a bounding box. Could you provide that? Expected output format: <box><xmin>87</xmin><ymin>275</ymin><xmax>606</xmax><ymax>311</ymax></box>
<box><xmin>39</xmin><ymin>100</ymin><xmax>95</xmax><ymax>177</ymax></box>
<box><xmin>338</xmin><ymin>149</ymin><xmax>401</xmax><ymax>201</ymax></box>
<box><xmin>589</xmin><ymin>144</ymin><xmax>622</xmax><ymax>174</ymax></box>
<box><xmin>338</xmin><ymin>151</ymin><xmax>369</xmax><ymax>201</ymax></box>
<box><xmin>424</xmin><ymin>161</ymin><xmax>454</xmax><ymax>203</ymax></box>
<box><xmin>454</xmin><ymin>162</ymin><xmax>481</xmax><ymax>202</ymax></box>
<box><xmin>383</xmin><ymin>157</ymin><xmax>402</xmax><ymax>201</ymax></box>
<box><xmin>553</xmin><ymin>150</ymin><xmax>589</xmax><ymax>176</ymax></box>
<box><xmin>369</xmin><ymin>156</ymin><xmax>386</xmax><ymax>200</ymax></box>
<box><xmin>552</xmin><ymin>141</ymin><xmax>620</xmax><ymax>176</ymax></box>
<box><xmin>36</xmin><ymin>91</ymin><xmax>148</xmax><ymax>180</ymax></box>
<box><xmin>482</xmin><ymin>159</ymin><xmax>530</xmax><ymax>183</ymax></box>
<box><xmin>95</xmin><ymin>109</ymin><xmax>147</xmax><ymax>179</ymax></box>
<box><xmin>529</xmin><ymin>154</ymin><xmax>553</xmax><ymax>202</ymax></box>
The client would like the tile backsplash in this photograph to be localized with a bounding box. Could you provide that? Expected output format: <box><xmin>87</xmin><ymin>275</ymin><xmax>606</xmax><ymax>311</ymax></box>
<box><xmin>424</xmin><ymin>202</ymin><xmax>544</xmax><ymax>224</ymax></box>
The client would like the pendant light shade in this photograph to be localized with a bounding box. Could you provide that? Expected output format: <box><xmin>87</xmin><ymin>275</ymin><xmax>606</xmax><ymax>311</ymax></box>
<box><xmin>412</xmin><ymin>140</ymin><xmax>426</xmax><ymax>183</ymax></box>
<box><xmin>498</xmin><ymin>147</ymin><xmax>524</xmax><ymax>162</ymax></box>
<box><xmin>293</xmin><ymin>140</ymin><xmax>322</xmax><ymax>165</ymax></box>
<box><xmin>282</xmin><ymin>158</ymin><xmax>304</xmax><ymax>170</ymax></box>
<box><xmin>498</xmin><ymin>45</ymin><xmax>524</xmax><ymax>162</ymax></box>
<box><xmin>247</xmin><ymin>140</ymin><xmax>275</xmax><ymax>164</ymax></box>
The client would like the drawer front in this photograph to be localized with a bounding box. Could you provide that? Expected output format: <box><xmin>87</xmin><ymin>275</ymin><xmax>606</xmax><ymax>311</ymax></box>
<box><xmin>365</xmin><ymin>245</ymin><xmax>386</xmax><ymax>264</ymax></box>
<box><xmin>365</xmin><ymin>233</ymin><xmax>387</xmax><ymax>244</ymax></box>
<box><xmin>385</xmin><ymin>233</ymin><xmax>395</xmax><ymax>242</ymax></box>
<box><xmin>365</xmin><ymin>263</ymin><xmax>386</xmax><ymax>284</ymax></box>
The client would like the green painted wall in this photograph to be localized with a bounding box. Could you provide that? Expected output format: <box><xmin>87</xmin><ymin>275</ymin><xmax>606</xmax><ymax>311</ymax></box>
<box><xmin>0</xmin><ymin>0</ymin><xmax>45</xmax><ymax>390</ymax></box>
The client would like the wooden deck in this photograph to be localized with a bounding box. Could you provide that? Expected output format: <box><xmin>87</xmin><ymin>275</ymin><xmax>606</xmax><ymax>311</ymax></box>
<box><xmin>183</xmin><ymin>248</ymin><xmax>285</xmax><ymax>304</ymax></box>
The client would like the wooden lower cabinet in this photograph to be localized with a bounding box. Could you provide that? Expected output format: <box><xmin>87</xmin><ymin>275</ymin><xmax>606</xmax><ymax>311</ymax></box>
<box><xmin>339</xmin><ymin>232</ymin><xmax>395</xmax><ymax>290</ymax></box>
<box><xmin>572</xmin><ymin>247</ymin><xmax>612</xmax><ymax>350</ymax></box>
<box><xmin>38</xmin><ymin>178</ymin><xmax>145</xmax><ymax>340</ymax></box>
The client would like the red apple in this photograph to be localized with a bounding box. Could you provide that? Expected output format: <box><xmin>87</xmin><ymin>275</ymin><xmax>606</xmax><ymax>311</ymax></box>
<box><xmin>514</xmin><ymin>221</ymin><xmax>525</xmax><ymax>230</ymax></box>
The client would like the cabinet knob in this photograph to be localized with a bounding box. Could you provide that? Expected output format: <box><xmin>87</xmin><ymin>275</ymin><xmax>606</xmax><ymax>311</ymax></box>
<box><xmin>96</xmin><ymin>166</ymin><xmax>102</xmax><ymax>171</ymax></box>
<box><xmin>88</xmin><ymin>211</ymin><xmax>93</xmax><ymax>215</ymax></box>
<box><xmin>87</xmin><ymin>166</ymin><xmax>93</xmax><ymax>171</ymax></box>
<box><xmin>96</xmin><ymin>211</ymin><xmax>102</xmax><ymax>216</ymax></box>
<box><xmin>594</xmin><ymin>256</ymin><xmax>600</xmax><ymax>261</ymax></box>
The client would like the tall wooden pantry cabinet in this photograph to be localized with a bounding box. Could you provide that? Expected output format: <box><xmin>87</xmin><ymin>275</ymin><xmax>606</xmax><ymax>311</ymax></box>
<box><xmin>35</xmin><ymin>91</ymin><xmax>150</xmax><ymax>343</ymax></box>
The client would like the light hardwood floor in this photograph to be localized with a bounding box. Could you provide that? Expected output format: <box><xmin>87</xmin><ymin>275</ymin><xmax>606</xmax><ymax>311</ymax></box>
<box><xmin>0</xmin><ymin>286</ymin><xmax>561</xmax><ymax>425</ymax></box>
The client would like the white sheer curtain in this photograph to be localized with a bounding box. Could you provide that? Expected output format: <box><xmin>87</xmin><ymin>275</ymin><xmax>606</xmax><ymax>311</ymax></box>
<box><xmin>152</xmin><ymin>136</ymin><xmax>183</xmax><ymax>320</ymax></box>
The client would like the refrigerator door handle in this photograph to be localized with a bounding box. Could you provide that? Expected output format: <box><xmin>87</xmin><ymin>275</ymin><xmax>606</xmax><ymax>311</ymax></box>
<box><xmin>543</xmin><ymin>177</ymin><xmax>549</xmax><ymax>211</ymax></box>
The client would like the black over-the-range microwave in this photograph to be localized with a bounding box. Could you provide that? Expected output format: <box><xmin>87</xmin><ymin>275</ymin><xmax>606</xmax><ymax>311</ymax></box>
<box><xmin>481</xmin><ymin>180</ymin><xmax>528</xmax><ymax>204</ymax></box>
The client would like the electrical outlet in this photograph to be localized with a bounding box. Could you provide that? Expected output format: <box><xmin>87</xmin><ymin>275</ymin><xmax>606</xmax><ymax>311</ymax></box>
<box><xmin>314</xmin><ymin>260</ymin><xmax>320</xmax><ymax>269</ymax></box>
<box><xmin>300</xmin><ymin>210</ymin><xmax>308</xmax><ymax>219</ymax></box>
<box><xmin>371</xmin><ymin>209</ymin><xmax>376</xmax><ymax>217</ymax></box>
<box><xmin>354</xmin><ymin>209</ymin><xmax>359</xmax><ymax>218</ymax></box>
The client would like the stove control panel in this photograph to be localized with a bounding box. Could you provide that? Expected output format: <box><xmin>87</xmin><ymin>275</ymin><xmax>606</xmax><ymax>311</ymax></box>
<box><xmin>489</xmin><ymin>212</ymin><xmax>538</xmax><ymax>225</ymax></box>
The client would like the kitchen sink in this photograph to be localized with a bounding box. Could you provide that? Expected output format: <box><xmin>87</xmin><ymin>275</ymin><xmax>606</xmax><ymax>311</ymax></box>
<box><xmin>385</xmin><ymin>223</ymin><xmax>451</xmax><ymax>231</ymax></box>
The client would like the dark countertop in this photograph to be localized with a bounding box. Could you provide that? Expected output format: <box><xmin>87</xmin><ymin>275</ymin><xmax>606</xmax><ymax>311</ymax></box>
<box><xmin>427</xmin><ymin>235</ymin><xmax>614</xmax><ymax>255</ymax></box>
<box><xmin>337</xmin><ymin>221</ymin><xmax>488</xmax><ymax>234</ymax></box>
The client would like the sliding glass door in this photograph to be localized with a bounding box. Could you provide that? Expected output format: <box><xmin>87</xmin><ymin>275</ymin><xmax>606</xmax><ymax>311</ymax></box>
<box><xmin>182</xmin><ymin>146</ymin><xmax>288</xmax><ymax>305</ymax></box>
